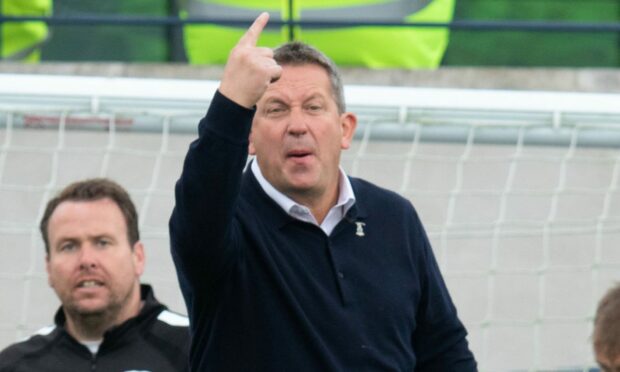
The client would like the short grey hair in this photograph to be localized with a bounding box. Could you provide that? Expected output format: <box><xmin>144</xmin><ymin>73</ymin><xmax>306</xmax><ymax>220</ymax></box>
<box><xmin>273</xmin><ymin>42</ymin><xmax>346</xmax><ymax>114</ymax></box>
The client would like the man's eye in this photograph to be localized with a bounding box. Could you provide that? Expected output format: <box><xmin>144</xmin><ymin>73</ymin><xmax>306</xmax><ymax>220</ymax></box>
<box><xmin>267</xmin><ymin>107</ymin><xmax>285</xmax><ymax>114</ymax></box>
<box><xmin>96</xmin><ymin>239</ymin><xmax>110</xmax><ymax>247</ymax></box>
<box><xmin>306</xmin><ymin>104</ymin><xmax>322</xmax><ymax>112</ymax></box>
<box><xmin>60</xmin><ymin>242</ymin><xmax>76</xmax><ymax>252</ymax></box>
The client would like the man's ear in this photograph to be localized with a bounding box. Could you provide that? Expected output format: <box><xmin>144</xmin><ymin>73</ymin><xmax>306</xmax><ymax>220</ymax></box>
<box><xmin>249</xmin><ymin>130</ymin><xmax>256</xmax><ymax>155</ymax></box>
<box><xmin>132</xmin><ymin>241</ymin><xmax>146</xmax><ymax>277</ymax></box>
<box><xmin>45</xmin><ymin>253</ymin><xmax>53</xmax><ymax>287</ymax></box>
<box><xmin>340</xmin><ymin>112</ymin><xmax>357</xmax><ymax>150</ymax></box>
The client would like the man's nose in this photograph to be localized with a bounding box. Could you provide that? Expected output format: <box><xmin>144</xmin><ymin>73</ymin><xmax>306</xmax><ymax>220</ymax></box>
<box><xmin>286</xmin><ymin>109</ymin><xmax>308</xmax><ymax>136</ymax></box>
<box><xmin>78</xmin><ymin>245</ymin><xmax>98</xmax><ymax>270</ymax></box>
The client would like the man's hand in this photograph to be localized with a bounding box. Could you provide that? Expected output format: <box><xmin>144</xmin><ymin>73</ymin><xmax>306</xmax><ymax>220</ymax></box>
<box><xmin>219</xmin><ymin>12</ymin><xmax>282</xmax><ymax>109</ymax></box>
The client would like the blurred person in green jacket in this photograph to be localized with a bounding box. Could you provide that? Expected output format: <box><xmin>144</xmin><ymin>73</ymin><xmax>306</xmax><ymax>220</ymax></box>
<box><xmin>183</xmin><ymin>0</ymin><xmax>454</xmax><ymax>69</ymax></box>
<box><xmin>1</xmin><ymin>0</ymin><xmax>51</xmax><ymax>61</ymax></box>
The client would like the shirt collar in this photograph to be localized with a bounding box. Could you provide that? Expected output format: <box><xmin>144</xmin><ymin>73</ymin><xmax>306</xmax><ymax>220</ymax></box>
<box><xmin>250</xmin><ymin>159</ymin><xmax>356</xmax><ymax>220</ymax></box>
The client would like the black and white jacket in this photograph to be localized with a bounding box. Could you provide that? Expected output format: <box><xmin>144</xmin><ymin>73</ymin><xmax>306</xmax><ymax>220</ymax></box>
<box><xmin>0</xmin><ymin>284</ymin><xmax>189</xmax><ymax>372</ymax></box>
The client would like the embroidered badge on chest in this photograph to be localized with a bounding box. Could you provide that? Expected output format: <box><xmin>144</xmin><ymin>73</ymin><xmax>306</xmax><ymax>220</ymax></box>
<box><xmin>355</xmin><ymin>221</ymin><xmax>366</xmax><ymax>237</ymax></box>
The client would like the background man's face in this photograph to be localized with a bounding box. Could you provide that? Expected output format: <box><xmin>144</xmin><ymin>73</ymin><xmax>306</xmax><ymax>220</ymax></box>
<box><xmin>45</xmin><ymin>198</ymin><xmax>144</xmax><ymax>319</ymax></box>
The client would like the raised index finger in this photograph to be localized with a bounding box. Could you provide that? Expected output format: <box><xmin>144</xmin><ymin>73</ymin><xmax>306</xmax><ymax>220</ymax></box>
<box><xmin>238</xmin><ymin>12</ymin><xmax>269</xmax><ymax>47</ymax></box>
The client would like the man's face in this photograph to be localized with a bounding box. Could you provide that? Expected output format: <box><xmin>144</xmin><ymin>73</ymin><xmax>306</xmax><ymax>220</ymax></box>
<box><xmin>597</xmin><ymin>349</ymin><xmax>620</xmax><ymax>372</ymax></box>
<box><xmin>249</xmin><ymin>63</ymin><xmax>356</xmax><ymax>202</ymax></box>
<box><xmin>45</xmin><ymin>198</ymin><xmax>144</xmax><ymax>320</ymax></box>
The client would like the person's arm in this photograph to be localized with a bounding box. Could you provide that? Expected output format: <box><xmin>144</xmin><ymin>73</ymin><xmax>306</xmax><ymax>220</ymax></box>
<box><xmin>169</xmin><ymin>12</ymin><xmax>282</xmax><ymax>306</ymax></box>
<box><xmin>409</xmin><ymin>206</ymin><xmax>478</xmax><ymax>371</ymax></box>
<box><xmin>169</xmin><ymin>91</ymin><xmax>252</xmax><ymax>296</ymax></box>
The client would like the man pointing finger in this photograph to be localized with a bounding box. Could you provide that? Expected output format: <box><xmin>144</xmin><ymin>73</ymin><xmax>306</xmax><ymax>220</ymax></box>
<box><xmin>171</xmin><ymin>12</ymin><xmax>477</xmax><ymax>372</ymax></box>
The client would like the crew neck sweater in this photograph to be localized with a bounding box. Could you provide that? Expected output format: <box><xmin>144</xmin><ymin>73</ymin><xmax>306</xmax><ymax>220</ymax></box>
<box><xmin>170</xmin><ymin>91</ymin><xmax>477</xmax><ymax>371</ymax></box>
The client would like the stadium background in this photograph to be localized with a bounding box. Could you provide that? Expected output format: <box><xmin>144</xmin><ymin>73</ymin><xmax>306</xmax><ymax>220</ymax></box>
<box><xmin>38</xmin><ymin>0</ymin><xmax>620</xmax><ymax>67</ymax></box>
<box><xmin>1</xmin><ymin>1</ymin><xmax>620</xmax><ymax>371</ymax></box>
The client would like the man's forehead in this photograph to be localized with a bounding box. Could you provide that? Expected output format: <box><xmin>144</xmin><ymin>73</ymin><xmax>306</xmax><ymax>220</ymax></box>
<box><xmin>261</xmin><ymin>66</ymin><xmax>332</xmax><ymax>100</ymax></box>
<box><xmin>275</xmin><ymin>64</ymin><xmax>330</xmax><ymax>84</ymax></box>
<box><xmin>48</xmin><ymin>199</ymin><xmax>126</xmax><ymax>234</ymax></box>
<box><xmin>51</xmin><ymin>198</ymin><xmax>120</xmax><ymax>219</ymax></box>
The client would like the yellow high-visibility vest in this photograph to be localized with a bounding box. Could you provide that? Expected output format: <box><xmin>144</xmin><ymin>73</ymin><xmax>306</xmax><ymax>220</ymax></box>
<box><xmin>1</xmin><ymin>0</ymin><xmax>52</xmax><ymax>62</ymax></box>
<box><xmin>184</xmin><ymin>0</ymin><xmax>454</xmax><ymax>69</ymax></box>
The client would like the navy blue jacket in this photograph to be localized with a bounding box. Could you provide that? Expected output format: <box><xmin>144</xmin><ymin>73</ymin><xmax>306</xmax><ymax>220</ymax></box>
<box><xmin>170</xmin><ymin>91</ymin><xmax>477</xmax><ymax>371</ymax></box>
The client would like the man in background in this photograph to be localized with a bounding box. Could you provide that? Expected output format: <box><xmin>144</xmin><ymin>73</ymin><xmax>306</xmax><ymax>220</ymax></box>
<box><xmin>594</xmin><ymin>283</ymin><xmax>620</xmax><ymax>372</ymax></box>
<box><xmin>0</xmin><ymin>178</ymin><xmax>189</xmax><ymax>371</ymax></box>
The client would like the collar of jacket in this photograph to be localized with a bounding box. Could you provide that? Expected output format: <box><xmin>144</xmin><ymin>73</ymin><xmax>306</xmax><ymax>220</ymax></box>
<box><xmin>53</xmin><ymin>284</ymin><xmax>166</xmax><ymax>346</ymax></box>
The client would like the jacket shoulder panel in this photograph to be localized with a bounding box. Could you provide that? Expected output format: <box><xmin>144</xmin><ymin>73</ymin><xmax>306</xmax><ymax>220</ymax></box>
<box><xmin>0</xmin><ymin>327</ymin><xmax>60</xmax><ymax>369</ymax></box>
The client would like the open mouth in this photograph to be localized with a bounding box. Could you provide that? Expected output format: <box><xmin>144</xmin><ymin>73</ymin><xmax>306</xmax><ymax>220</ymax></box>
<box><xmin>287</xmin><ymin>150</ymin><xmax>312</xmax><ymax>159</ymax></box>
<box><xmin>77</xmin><ymin>280</ymin><xmax>103</xmax><ymax>288</ymax></box>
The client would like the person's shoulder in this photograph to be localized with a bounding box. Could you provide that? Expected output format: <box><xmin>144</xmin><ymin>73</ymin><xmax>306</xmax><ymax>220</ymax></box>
<box><xmin>349</xmin><ymin>176</ymin><xmax>413</xmax><ymax>209</ymax></box>
<box><xmin>348</xmin><ymin>176</ymin><xmax>425</xmax><ymax>236</ymax></box>
<box><xmin>0</xmin><ymin>325</ymin><xmax>58</xmax><ymax>369</ymax></box>
<box><xmin>155</xmin><ymin>309</ymin><xmax>190</xmax><ymax>329</ymax></box>
<box><xmin>142</xmin><ymin>309</ymin><xmax>190</xmax><ymax>362</ymax></box>
<box><xmin>150</xmin><ymin>308</ymin><xmax>190</xmax><ymax>342</ymax></box>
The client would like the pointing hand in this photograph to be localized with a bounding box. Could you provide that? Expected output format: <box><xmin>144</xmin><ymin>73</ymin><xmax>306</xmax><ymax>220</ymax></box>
<box><xmin>219</xmin><ymin>12</ymin><xmax>282</xmax><ymax>109</ymax></box>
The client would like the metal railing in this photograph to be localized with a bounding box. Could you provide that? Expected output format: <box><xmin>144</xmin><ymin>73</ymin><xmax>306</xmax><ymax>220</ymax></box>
<box><xmin>1</xmin><ymin>15</ymin><xmax>620</xmax><ymax>32</ymax></box>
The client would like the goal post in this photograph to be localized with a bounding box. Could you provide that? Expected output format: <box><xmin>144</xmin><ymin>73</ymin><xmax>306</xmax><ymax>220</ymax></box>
<box><xmin>0</xmin><ymin>74</ymin><xmax>619</xmax><ymax>371</ymax></box>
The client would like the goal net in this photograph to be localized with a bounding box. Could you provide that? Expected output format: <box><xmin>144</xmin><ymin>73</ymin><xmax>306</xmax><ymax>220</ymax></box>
<box><xmin>1</xmin><ymin>74</ymin><xmax>619</xmax><ymax>371</ymax></box>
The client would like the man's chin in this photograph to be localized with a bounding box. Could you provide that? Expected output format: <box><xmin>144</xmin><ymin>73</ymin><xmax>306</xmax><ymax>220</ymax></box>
<box><xmin>283</xmin><ymin>173</ymin><xmax>320</xmax><ymax>191</ymax></box>
<box><xmin>282</xmin><ymin>183</ymin><xmax>317</xmax><ymax>199</ymax></box>
<box><xmin>67</xmin><ymin>301</ymin><xmax>109</xmax><ymax>317</ymax></box>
